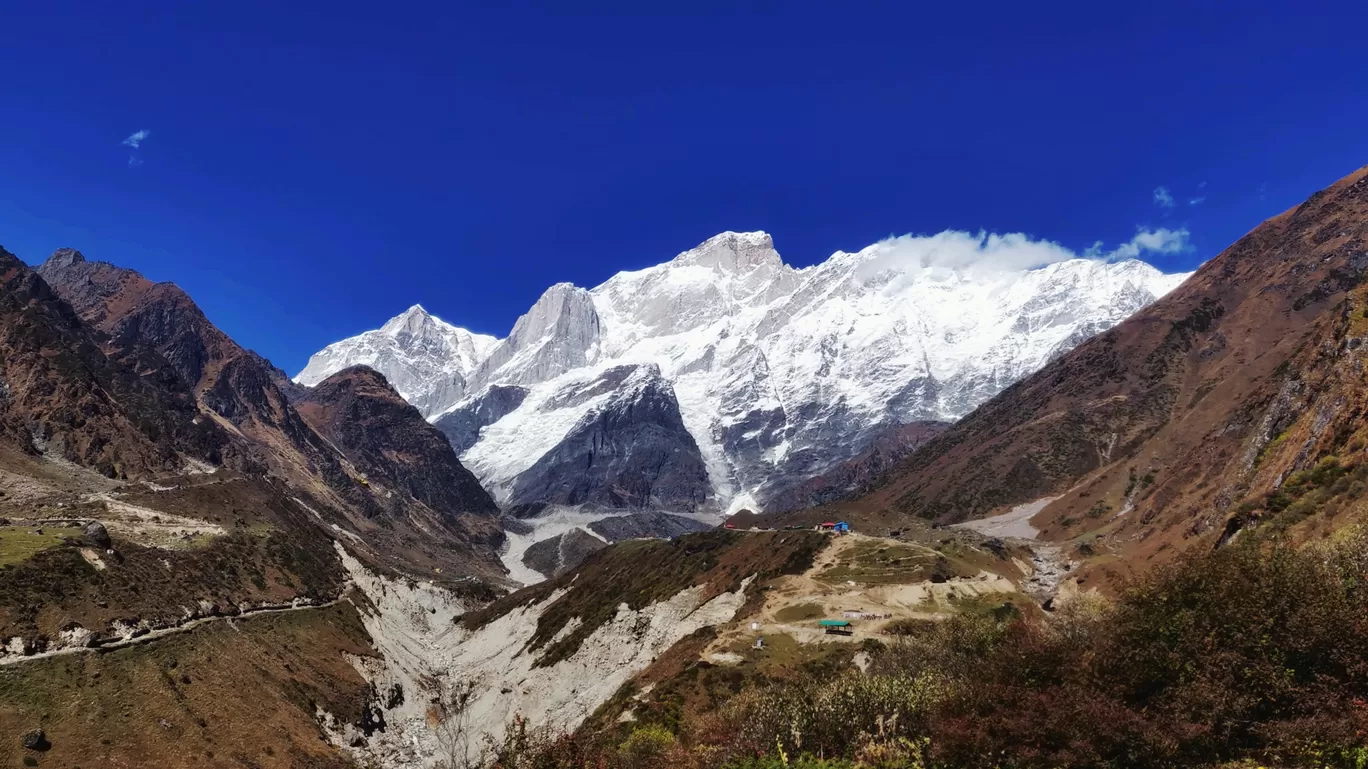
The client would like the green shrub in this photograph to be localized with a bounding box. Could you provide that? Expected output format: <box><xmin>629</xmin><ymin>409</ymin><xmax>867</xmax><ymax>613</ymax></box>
<box><xmin>618</xmin><ymin>724</ymin><xmax>677</xmax><ymax>769</ymax></box>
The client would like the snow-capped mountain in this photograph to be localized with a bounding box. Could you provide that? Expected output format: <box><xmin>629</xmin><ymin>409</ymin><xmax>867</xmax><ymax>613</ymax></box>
<box><xmin>295</xmin><ymin>304</ymin><xmax>498</xmax><ymax>417</ymax></box>
<box><xmin>296</xmin><ymin>231</ymin><xmax>1192</xmax><ymax>514</ymax></box>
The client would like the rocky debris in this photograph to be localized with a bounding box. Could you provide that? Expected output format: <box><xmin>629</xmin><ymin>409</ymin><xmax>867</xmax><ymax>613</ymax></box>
<box><xmin>20</xmin><ymin>729</ymin><xmax>50</xmax><ymax>751</ymax></box>
<box><xmin>500</xmin><ymin>516</ymin><xmax>535</xmax><ymax>536</ymax></box>
<box><xmin>587</xmin><ymin>512</ymin><xmax>714</xmax><ymax>542</ymax></box>
<box><xmin>521</xmin><ymin>528</ymin><xmax>607</xmax><ymax>578</ymax></box>
<box><xmin>83</xmin><ymin>520</ymin><xmax>112</xmax><ymax>549</ymax></box>
<box><xmin>1022</xmin><ymin>545</ymin><xmax>1072</xmax><ymax>602</ymax></box>
<box><xmin>332</xmin><ymin>542</ymin><xmax>756</xmax><ymax>768</ymax></box>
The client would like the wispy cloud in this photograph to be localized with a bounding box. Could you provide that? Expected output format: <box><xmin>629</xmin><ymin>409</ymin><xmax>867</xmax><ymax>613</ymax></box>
<box><xmin>121</xmin><ymin>129</ymin><xmax>151</xmax><ymax>167</ymax></box>
<box><xmin>1153</xmin><ymin>186</ymin><xmax>1175</xmax><ymax>209</ymax></box>
<box><xmin>1188</xmin><ymin>196</ymin><xmax>1206</xmax><ymax>206</ymax></box>
<box><xmin>1103</xmin><ymin>227</ymin><xmax>1191</xmax><ymax>261</ymax></box>
<box><xmin>856</xmin><ymin>226</ymin><xmax>1192</xmax><ymax>280</ymax></box>
<box><xmin>122</xmin><ymin>129</ymin><xmax>150</xmax><ymax>149</ymax></box>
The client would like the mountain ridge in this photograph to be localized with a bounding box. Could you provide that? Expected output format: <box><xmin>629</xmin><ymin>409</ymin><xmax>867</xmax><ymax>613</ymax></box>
<box><xmin>299</xmin><ymin>230</ymin><xmax>1193</xmax><ymax>514</ymax></box>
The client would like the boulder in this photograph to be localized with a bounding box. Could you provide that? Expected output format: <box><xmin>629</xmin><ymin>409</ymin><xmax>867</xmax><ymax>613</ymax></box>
<box><xmin>83</xmin><ymin>521</ymin><xmax>112</xmax><ymax>549</ymax></box>
<box><xmin>21</xmin><ymin>729</ymin><xmax>50</xmax><ymax>751</ymax></box>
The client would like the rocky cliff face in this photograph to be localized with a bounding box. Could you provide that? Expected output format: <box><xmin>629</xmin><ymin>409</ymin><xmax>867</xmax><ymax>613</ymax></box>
<box><xmin>300</xmin><ymin>230</ymin><xmax>1191</xmax><ymax>514</ymax></box>
<box><xmin>503</xmin><ymin>365</ymin><xmax>710</xmax><ymax>511</ymax></box>
<box><xmin>0</xmin><ymin>247</ymin><xmax>230</xmax><ymax>477</ymax></box>
<box><xmin>295</xmin><ymin>366</ymin><xmax>499</xmax><ymax>522</ymax></box>
<box><xmin>432</xmin><ymin>384</ymin><xmax>528</xmax><ymax>454</ymax></box>
<box><xmin>472</xmin><ymin>282</ymin><xmax>601</xmax><ymax>388</ymax></box>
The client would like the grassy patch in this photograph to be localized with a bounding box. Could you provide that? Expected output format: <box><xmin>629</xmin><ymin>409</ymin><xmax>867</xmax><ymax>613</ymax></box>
<box><xmin>774</xmin><ymin>602</ymin><xmax>825</xmax><ymax>623</ymax></box>
<box><xmin>0</xmin><ymin>526</ymin><xmax>71</xmax><ymax>567</ymax></box>
<box><xmin>0</xmin><ymin>527</ymin><xmax>346</xmax><ymax>642</ymax></box>
<box><xmin>0</xmin><ymin>603</ymin><xmax>372</xmax><ymax>769</ymax></box>
<box><xmin>818</xmin><ymin>541</ymin><xmax>939</xmax><ymax>585</ymax></box>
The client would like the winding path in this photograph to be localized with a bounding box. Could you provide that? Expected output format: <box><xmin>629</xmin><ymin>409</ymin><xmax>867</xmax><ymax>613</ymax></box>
<box><xmin>0</xmin><ymin>593</ymin><xmax>348</xmax><ymax>669</ymax></box>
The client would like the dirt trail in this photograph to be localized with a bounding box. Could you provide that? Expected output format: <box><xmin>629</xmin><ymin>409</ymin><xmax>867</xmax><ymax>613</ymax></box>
<box><xmin>951</xmin><ymin>497</ymin><xmax>1073</xmax><ymax>602</ymax></box>
<box><xmin>0</xmin><ymin>594</ymin><xmax>347</xmax><ymax>668</ymax></box>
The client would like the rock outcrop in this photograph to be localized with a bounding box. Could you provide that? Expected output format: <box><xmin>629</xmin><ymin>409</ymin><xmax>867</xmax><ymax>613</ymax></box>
<box><xmin>504</xmin><ymin>365</ymin><xmax>710</xmax><ymax>511</ymax></box>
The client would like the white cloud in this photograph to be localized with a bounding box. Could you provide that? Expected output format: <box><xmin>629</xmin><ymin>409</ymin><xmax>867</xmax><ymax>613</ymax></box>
<box><xmin>857</xmin><ymin>227</ymin><xmax>1191</xmax><ymax>279</ymax></box>
<box><xmin>1104</xmin><ymin>227</ymin><xmax>1190</xmax><ymax>261</ymax></box>
<box><xmin>1153</xmin><ymin>186</ymin><xmax>1175</xmax><ymax>209</ymax></box>
<box><xmin>122</xmin><ymin>129</ymin><xmax>150</xmax><ymax>149</ymax></box>
<box><xmin>1188</xmin><ymin>196</ymin><xmax>1206</xmax><ymax>206</ymax></box>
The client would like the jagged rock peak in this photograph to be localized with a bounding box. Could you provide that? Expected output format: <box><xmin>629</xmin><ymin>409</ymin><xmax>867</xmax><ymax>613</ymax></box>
<box><xmin>675</xmin><ymin>231</ymin><xmax>781</xmax><ymax>272</ymax></box>
<box><xmin>509</xmin><ymin>282</ymin><xmax>600</xmax><ymax>343</ymax></box>
<box><xmin>45</xmin><ymin>248</ymin><xmax>87</xmax><ymax>270</ymax></box>
<box><xmin>379</xmin><ymin>303</ymin><xmax>435</xmax><ymax>334</ymax></box>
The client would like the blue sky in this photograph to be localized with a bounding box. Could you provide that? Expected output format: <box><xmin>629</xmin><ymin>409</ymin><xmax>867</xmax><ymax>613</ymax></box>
<box><xmin>3</xmin><ymin>1</ymin><xmax>1367</xmax><ymax>374</ymax></box>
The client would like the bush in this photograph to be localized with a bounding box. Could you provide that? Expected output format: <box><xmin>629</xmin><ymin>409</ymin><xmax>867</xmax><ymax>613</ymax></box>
<box><xmin>931</xmin><ymin>529</ymin><xmax>1368</xmax><ymax>768</ymax></box>
<box><xmin>618</xmin><ymin>725</ymin><xmax>677</xmax><ymax>769</ymax></box>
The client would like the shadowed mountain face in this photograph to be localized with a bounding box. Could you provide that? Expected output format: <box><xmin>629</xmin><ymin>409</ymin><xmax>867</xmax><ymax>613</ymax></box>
<box><xmin>761</xmin><ymin>421</ymin><xmax>950</xmax><ymax>514</ymax></box>
<box><xmin>0</xmin><ymin>247</ymin><xmax>230</xmax><ymax>477</ymax></box>
<box><xmin>296</xmin><ymin>365</ymin><xmax>499</xmax><ymax>522</ymax></box>
<box><xmin>504</xmin><ymin>365</ymin><xmax>711</xmax><ymax>511</ymax></box>
<box><xmin>807</xmin><ymin>165</ymin><xmax>1368</xmax><ymax>580</ymax></box>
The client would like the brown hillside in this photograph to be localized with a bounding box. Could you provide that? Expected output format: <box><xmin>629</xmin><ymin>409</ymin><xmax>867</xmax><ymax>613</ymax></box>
<box><xmin>0</xmin><ymin>248</ymin><xmax>230</xmax><ymax>478</ymax></box>
<box><xmin>297</xmin><ymin>365</ymin><xmax>504</xmax><ymax>562</ymax></box>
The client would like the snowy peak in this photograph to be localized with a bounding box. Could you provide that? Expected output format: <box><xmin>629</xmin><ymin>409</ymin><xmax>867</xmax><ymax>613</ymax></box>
<box><xmin>294</xmin><ymin>305</ymin><xmax>499</xmax><ymax>417</ymax></box>
<box><xmin>508</xmin><ymin>283</ymin><xmax>599</xmax><ymax>346</ymax></box>
<box><xmin>379</xmin><ymin>303</ymin><xmax>435</xmax><ymax>335</ymax></box>
<box><xmin>474</xmin><ymin>282</ymin><xmax>601</xmax><ymax>387</ymax></box>
<box><xmin>673</xmin><ymin>231</ymin><xmax>781</xmax><ymax>273</ymax></box>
